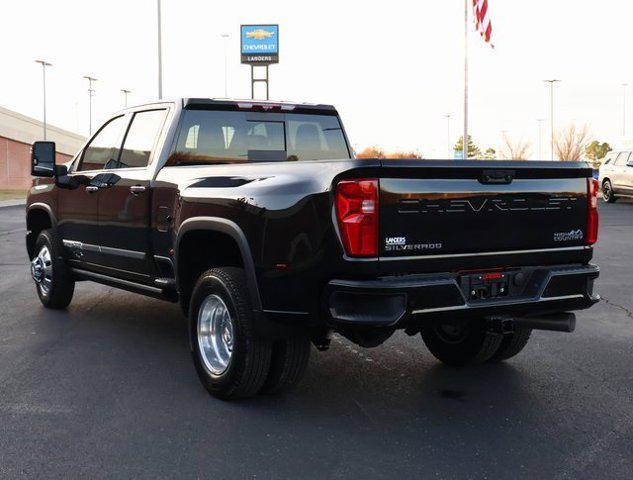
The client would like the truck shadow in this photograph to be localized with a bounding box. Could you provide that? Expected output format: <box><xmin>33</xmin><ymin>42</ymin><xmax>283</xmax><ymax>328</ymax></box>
<box><xmin>19</xmin><ymin>289</ymin><xmax>596</xmax><ymax>477</ymax></box>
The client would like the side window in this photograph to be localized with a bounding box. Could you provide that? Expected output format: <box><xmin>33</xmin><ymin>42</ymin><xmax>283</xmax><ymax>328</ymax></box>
<box><xmin>118</xmin><ymin>109</ymin><xmax>167</xmax><ymax>168</ymax></box>
<box><xmin>615</xmin><ymin>152</ymin><xmax>630</xmax><ymax>166</ymax></box>
<box><xmin>78</xmin><ymin>116</ymin><xmax>127</xmax><ymax>171</ymax></box>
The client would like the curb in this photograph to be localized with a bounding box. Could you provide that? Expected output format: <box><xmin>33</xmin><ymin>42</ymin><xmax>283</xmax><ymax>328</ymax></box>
<box><xmin>0</xmin><ymin>199</ymin><xmax>26</xmax><ymax>208</ymax></box>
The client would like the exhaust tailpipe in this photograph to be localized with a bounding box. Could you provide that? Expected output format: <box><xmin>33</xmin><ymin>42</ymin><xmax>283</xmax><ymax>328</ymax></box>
<box><xmin>512</xmin><ymin>312</ymin><xmax>576</xmax><ymax>333</ymax></box>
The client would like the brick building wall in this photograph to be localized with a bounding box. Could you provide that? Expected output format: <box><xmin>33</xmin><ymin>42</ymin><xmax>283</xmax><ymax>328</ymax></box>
<box><xmin>0</xmin><ymin>105</ymin><xmax>85</xmax><ymax>190</ymax></box>
<box><xmin>0</xmin><ymin>136</ymin><xmax>73</xmax><ymax>189</ymax></box>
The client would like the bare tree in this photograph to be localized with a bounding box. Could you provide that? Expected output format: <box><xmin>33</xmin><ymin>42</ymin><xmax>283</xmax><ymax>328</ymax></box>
<box><xmin>554</xmin><ymin>124</ymin><xmax>590</xmax><ymax>161</ymax></box>
<box><xmin>356</xmin><ymin>146</ymin><xmax>386</xmax><ymax>158</ymax></box>
<box><xmin>500</xmin><ymin>133</ymin><xmax>532</xmax><ymax>160</ymax></box>
<box><xmin>387</xmin><ymin>150</ymin><xmax>424</xmax><ymax>159</ymax></box>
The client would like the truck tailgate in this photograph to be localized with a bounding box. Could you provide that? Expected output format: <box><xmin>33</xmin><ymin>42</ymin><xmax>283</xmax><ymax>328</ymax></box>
<box><xmin>379</xmin><ymin>161</ymin><xmax>592</xmax><ymax>258</ymax></box>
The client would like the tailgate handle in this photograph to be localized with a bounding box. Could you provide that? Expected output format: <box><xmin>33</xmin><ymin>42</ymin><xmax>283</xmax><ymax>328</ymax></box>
<box><xmin>480</xmin><ymin>170</ymin><xmax>515</xmax><ymax>185</ymax></box>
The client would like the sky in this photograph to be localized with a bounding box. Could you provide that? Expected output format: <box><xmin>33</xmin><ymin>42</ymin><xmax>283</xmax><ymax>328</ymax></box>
<box><xmin>1</xmin><ymin>0</ymin><xmax>632</xmax><ymax>159</ymax></box>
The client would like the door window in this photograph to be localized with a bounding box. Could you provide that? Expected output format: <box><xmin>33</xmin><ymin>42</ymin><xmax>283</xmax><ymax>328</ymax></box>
<box><xmin>118</xmin><ymin>110</ymin><xmax>167</xmax><ymax>168</ymax></box>
<box><xmin>614</xmin><ymin>152</ymin><xmax>631</xmax><ymax>166</ymax></box>
<box><xmin>78</xmin><ymin>116</ymin><xmax>127</xmax><ymax>171</ymax></box>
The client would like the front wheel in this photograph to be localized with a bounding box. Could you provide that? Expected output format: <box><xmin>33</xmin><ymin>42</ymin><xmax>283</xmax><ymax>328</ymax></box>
<box><xmin>602</xmin><ymin>180</ymin><xmax>617</xmax><ymax>203</ymax></box>
<box><xmin>31</xmin><ymin>230</ymin><xmax>75</xmax><ymax>309</ymax></box>
<box><xmin>421</xmin><ymin>318</ymin><xmax>503</xmax><ymax>366</ymax></box>
<box><xmin>189</xmin><ymin>267</ymin><xmax>272</xmax><ymax>400</ymax></box>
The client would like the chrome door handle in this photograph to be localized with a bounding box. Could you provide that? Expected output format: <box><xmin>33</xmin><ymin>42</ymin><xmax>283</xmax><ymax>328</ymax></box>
<box><xmin>85</xmin><ymin>186</ymin><xmax>99</xmax><ymax>193</ymax></box>
<box><xmin>130</xmin><ymin>185</ymin><xmax>146</xmax><ymax>194</ymax></box>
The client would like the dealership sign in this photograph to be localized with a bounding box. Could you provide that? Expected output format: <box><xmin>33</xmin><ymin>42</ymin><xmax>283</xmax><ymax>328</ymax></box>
<box><xmin>241</xmin><ymin>25</ymin><xmax>279</xmax><ymax>64</ymax></box>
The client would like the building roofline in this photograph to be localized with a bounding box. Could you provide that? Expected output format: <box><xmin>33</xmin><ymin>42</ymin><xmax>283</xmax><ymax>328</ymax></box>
<box><xmin>0</xmin><ymin>104</ymin><xmax>85</xmax><ymax>156</ymax></box>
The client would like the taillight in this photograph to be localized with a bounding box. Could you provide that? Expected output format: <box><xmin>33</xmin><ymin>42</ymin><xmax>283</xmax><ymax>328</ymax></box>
<box><xmin>335</xmin><ymin>178</ymin><xmax>379</xmax><ymax>257</ymax></box>
<box><xmin>586</xmin><ymin>178</ymin><xmax>599</xmax><ymax>245</ymax></box>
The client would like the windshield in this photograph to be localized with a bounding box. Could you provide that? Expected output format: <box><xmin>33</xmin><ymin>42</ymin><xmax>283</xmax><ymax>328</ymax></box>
<box><xmin>168</xmin><ymin>109</ymin><xmax>350</xmax><ymax>165</ymax></box>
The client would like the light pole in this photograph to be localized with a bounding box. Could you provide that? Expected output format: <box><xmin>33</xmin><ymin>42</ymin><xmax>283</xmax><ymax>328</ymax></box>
<box><xmin>34</xmin><ymin>60</ymin><xmax>52</xmax><ymax>140</ymax></box>
<box><xmin>537</xmin><ymin>118</ymin><xmax>545</xmax><ymax>159</ymax></box>
<box><xmin>83</xmin><ymin>76</ymin><xmax>97</xmax><ymax>135</ymax></box>
<box><xmin>221</xmin><ymin>33</ymin><xmax>229</xmax><ymax>97</ymax></box>
<box><xmin>157</xmin><ymin>0</ymin><xmax>163</xmax><ymax>99</ymax></box>
<box><xmin>444</xmin><ymin>114</ymin><xmax>452</xmax><ymax>159</ymax></box>
<box><xmin>544</xmin><ymin>79</ymin><xmax>561</xmax><ymax>160</ymax></box>
<box><xmin>121</xmin><ymin>89</ymin><xmax>131</xmax><ymax>108</ymax></box>
<box><xmin>622</xmin><ymin>83</ymin><xmax>628</xmax><ymax>138</ymax></box>
<box><xmin>463</xmin><ymin>0</ymin><xmax>469</xmax><ymax>160</ymax></box>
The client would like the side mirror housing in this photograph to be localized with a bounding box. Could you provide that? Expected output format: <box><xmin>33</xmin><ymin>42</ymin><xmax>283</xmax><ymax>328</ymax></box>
<box><xmin>31</xmin><ymin>141</ymin><xmax>56</xmax><ymax>177</ymax></box>
<box><xmin>627</xmin><ymin>161</ymin><xmax>633</xmax><ymax>168</ymax></box>
<box><xmin>55</xmin><ymin>164</ymin><xmax>68</xmax><ymax>176</ymax></box>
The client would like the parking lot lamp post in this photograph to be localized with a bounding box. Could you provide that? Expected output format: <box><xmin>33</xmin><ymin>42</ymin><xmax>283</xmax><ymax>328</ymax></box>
<box><xmin>623</xmin><ymin>83</ymin><xmax>628</xmax><ymax>138</ymax></box>
<box><xmin>221</xmin><ymin>34</ymin><xmax>229</xmax><ymax>97</ymax></box>
<box><xmin>537</xmin><ymin>118</ymin><xmax>545</xmax><ymax>159</ymax></box>
<box><xmin>445</xmin><ymin>114</ymin><xmax>452</xmax><ymax>159</ymax></box>
<box><xmin>34</xmin><ymin>60</ymin><xmax>52</xmax><ymax>140</ymax></box>
<box><xmin>83</xmin><ymin>76</ymin><xmax>97</xmax><ymax>135</ymax></box>
<box><xmin>121</xmin><ymin>89</ymin><xmax>131</xmax><ymax>108</ymax></box>
<box><xmin>544</xmin><ymin>79</ymin><xmax>561</xmax><ymax>160</ymax></box>
<box><xmin>157</xmin><ymin>0</ymin><xmax>163</xmax><ymax>99</ymax></box>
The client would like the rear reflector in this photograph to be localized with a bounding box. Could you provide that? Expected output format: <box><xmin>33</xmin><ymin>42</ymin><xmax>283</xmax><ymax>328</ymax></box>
<box><xmin>586</xmin><ymin>178</ymin><xmax>599</xmax><ymax>245</ymax></box>
<box><xmin>335</xmin><ymin>178</ymin><xmax>379</xmax><ymax>257</ymax></box>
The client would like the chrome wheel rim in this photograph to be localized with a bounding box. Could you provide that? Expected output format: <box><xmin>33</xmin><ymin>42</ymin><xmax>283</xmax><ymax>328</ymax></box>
<box><xmin>31</xmin><ymin>245</ymin><xmax>53</xmax><ymax>296</ymax></box>
<box><xmin>197</xmin><ymin>294</ymin><xmax>234</xmax><ymax>376</ymax></box>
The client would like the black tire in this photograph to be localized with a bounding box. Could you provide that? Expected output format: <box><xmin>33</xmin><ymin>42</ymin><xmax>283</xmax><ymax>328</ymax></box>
<box><xmin>260</xmin><ymin>335</ymin><xmax>311</xmax><ymax>395</ymax></box>
<box><xmin>602</xmin><ymin>180</ymin><xmax>617</xmax><ymax>203</ymax></box>
<box><xmin>489</xmin><ymin>327</ymin><xmax>532</xmax><ymax>362</ymax></box>
<box><xmin>189</xmin><ymin>267</ymin><xmax>272</xmax><ymax>400</ymax></box>
<box><xmin>421</xmin><ymin>318</ymin><xmax>503</xmax><ymax>366</ymax></box>
<box><xmin>32</xmin><ymin>230</ymin><xmax>75</xmax><ymax>309</ymax></box>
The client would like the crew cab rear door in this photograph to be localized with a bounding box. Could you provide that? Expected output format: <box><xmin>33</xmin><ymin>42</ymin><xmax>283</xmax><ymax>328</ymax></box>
<box><xmin>96</xmin><ymin>108</ymin><xmax>168</xmax><ymax>279</ymax></box>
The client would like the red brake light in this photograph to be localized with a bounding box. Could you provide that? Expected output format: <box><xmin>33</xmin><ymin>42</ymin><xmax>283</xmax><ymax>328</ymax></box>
<box><xmin>335</xmin><ymin>178</ymin><xmax>379</xmax><ymax>257</ymax></box>
<box><xmin>587</xmin><ymin>178</ymin><xmax>599</xmax><ymax>245</ymax></box>
<box><xmin>483</xmin><ymin>273</ymin><xmax>504</xmax><ymax>281</ymax></box>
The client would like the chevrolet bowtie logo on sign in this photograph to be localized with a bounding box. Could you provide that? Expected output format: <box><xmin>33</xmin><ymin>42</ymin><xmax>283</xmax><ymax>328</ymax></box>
<box><xmin>246</xmin><ymin>29</ymin><xmax>275</xmax><ymax>40</ymax></box>
<box><xmin>241</xmin><ymin>25</ymin><xmax>279</xmax><ymax>65</ymax></box>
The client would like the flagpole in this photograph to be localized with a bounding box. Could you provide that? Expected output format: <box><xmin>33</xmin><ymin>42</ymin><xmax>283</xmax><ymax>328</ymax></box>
<box><xmin>463</xmin><ymin>0</ymin><xmax>469</xmax><ymax>160</ymax></box>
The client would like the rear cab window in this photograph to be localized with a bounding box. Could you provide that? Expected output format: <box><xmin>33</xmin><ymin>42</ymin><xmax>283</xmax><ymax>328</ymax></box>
<box><xmin>168</xmin><ymin>107</ymin><xmax>350</xmax><ymax>165</ymax></box>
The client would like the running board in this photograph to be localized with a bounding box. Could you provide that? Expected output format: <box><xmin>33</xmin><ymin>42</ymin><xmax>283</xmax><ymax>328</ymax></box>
<box><xmin>70</xmin><ymin>268</ymin><xmax>178</xmax><ymax>303</ymax></box>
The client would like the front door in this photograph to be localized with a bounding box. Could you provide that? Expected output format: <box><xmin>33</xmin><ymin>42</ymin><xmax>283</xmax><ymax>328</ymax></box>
<box><xmin>612</xmin><ymin>151</ymin><xmax>631</xmax><ymax>192</ymax></box>
<box><xmin>96</xmin><ymin>109</ymin><xmax>168</xmax><ymax>280</ymax></box>
<box><xmin>58</xmin><ymin>115</ymin><xmax>128</xmax><ymax>268</ymax></box>
<box><xmin>623</xmin><ymin>158</ymin><xmax>633</xmax><ymax>193</ymax></box>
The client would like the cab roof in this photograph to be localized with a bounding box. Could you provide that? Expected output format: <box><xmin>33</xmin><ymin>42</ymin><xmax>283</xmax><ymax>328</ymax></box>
<box><xmin>182</xmin><ymin>98</ymin><xmax>337</xmax><ymax>114</ymax></box>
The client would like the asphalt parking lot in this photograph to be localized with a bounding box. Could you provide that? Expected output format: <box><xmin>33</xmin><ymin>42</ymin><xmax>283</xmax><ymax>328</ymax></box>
<box><xmin>0</xmin><ymin>201</ymin><xmax>632</xmax><ymax>479</ymax></box>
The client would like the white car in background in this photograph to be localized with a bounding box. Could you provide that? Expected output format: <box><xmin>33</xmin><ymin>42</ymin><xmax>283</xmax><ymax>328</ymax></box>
<box><xmin>599</xmin><ymin>150</ymin><xmax>633</xmax><ymax>202</ymax></box>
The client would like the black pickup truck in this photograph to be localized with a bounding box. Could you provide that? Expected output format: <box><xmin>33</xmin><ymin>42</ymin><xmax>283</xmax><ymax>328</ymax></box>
<box><xmin>27</xmin><ymin>98</ymin><xmax>600</xmax><ymax>399</ymax></box>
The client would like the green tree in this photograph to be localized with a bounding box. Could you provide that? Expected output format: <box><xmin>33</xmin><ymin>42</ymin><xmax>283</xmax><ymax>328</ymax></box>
<box><xmin>454</xmin><ymin>135</ymin><xmax>482</xmax><ymax>159</ymax></box>
<box><xmin>481</xmin><ymin>148</ymin><xmax>497</xmax><ymax>160</ymax></box>
<box><xmin>585</xmin><ymin>141</ymin><xmax>612</xmax><ymax>166</ymax></box>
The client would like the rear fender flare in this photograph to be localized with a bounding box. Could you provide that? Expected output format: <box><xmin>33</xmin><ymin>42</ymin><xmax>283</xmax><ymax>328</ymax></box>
<box><xmin>175</xmin><ymin>216</ymin><xmax>262</xmax><ymax>312</ymax></box>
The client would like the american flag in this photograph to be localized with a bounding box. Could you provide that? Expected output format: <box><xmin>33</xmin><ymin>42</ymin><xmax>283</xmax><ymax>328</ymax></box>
<box><xmin>473</xmin><ymin>0</ymin><xmax>493</xmax><ymax>46</ymax></box>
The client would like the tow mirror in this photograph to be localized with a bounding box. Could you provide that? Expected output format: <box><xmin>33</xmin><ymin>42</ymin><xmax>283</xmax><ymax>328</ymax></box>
<box><xmin>31</xmin><ymin>141</ymin><xmax>56</xmax><ymax>177</ymax></box>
